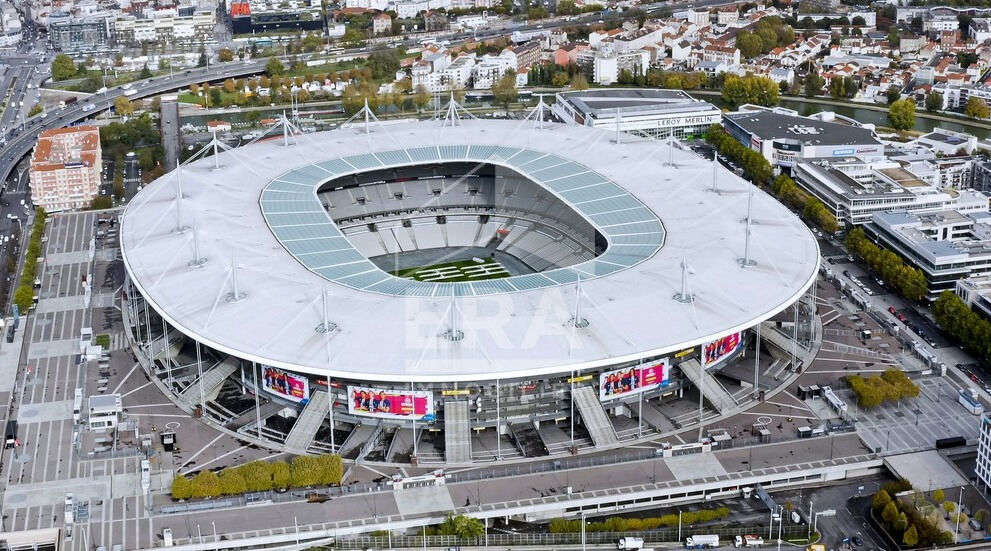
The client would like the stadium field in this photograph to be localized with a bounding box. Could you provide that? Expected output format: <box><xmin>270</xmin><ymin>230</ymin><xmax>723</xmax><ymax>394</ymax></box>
<box><xmin>394</xmin><ymin>258</ymin><xmax>510</xmax><ymax>282</ymax></box>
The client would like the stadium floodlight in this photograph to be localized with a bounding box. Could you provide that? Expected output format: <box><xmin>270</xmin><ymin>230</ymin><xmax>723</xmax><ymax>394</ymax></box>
<box><xmin>173</xmin><ymin>161</ymin><xmax>188</xmax><ymax>234</ymax></box>
<box><xmin>673</xmin><ymin>257</ymin><xmax>695</xmax><ymax>303</ymax></box>
<box><xmin>738</xmin><ymin>188</ymin><xmax>757</xmax><ymax>268</ymax></box>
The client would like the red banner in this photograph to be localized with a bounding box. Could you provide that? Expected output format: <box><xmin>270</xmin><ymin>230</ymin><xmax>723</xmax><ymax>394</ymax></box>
<box><xmin>348</xmin><ymin>386</ymin><xmax>435</xmax><ymax>420</ymax></box>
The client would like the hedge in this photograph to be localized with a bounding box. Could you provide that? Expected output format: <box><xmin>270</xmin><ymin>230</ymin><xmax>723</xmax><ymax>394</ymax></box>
<box><xmin>548</xmin><ymin>507</ymin><xmax>731</xmax><ymax>533</ymax></box>
<box><xmin>171</xmin><ymin>454</ymin><xmax>343</xmax><ymax>500</ymax></box>
<box><xmin>13</xmin><ymin>208</ymin><xmax>48</xmax><ymax>313</ymax></box>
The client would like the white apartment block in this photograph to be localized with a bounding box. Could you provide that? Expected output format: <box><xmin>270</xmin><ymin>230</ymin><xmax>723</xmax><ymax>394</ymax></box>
<box><xmin>29</xmin><ymin>126</ymin><xmax>102</xmax><ymax>213</ymax></box>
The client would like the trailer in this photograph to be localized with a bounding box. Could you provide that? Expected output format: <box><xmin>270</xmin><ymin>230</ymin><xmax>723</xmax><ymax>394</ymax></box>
<box><xmin>685</xmin><ymin>535</ymin><xmax>719</xmax><ymax>548</ymax></box>
<box><xmin>617</xmin><ymin>537</ymin><xmax>644</xmax><ymax>549</ymax></box>
<box><xmin>735</xmin><ymin>535</ymin><xmax>765</xmax><ymax>547</ymax></box>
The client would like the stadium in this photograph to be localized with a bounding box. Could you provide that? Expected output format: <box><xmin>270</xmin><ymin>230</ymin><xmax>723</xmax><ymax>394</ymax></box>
<box><xmin>119</xmin><ymin>110</ymin><xmax>820</xmax><ymax>465</ymax></box>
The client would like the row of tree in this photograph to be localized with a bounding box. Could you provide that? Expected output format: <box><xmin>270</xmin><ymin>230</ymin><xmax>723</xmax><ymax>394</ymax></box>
<box><xmin>845</xmin><ymin>369</ymin><xmax>920</xmax><ymax>409</ymax></box>
<box><xmin>845</xmin><ymin>228</ymin><xmax>928</xmax><ymax>301</ymax></box>
<box><xmin>704</xmin><ymin>126</ymin><xmax>840</xmax><ymax>234</ymax></box>
<box><xmin>170</xmin><ymin>454</ymin><xmax>343</xmax><ymax>500</ymax></box>
<box><xmin>770</xmin><ymin>174</ymin><xmax>840</xmax><ymax>233</ymax></box>
<box><xmin>932</xmin><ymin>291</ymin><xmax>991</xmax><ymax>366</ymax></box>
<box><xmin>871</xmin><ymin>488</ymin><xmax>954</xmax><ymax>547</ymax></box>
<box><xmin>548</xmin><ymin>507</ymin><xmax>731</xmax><ymax>533</ymax></box>
<box><xmin>13</xmin><ymin>209</ymin><xmax>48</xmax><ymax>312</ymax></box>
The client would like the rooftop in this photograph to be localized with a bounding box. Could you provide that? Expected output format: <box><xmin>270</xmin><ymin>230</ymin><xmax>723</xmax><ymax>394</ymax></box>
<box><xmin>725</xmin><ymin>110</ymin><xmax>881</xmax><ymax>147</ymax></box>
<box><xmin>556</xmin><ymin>88</ymin><xmax>720</xmax><ymax>119</ymax></box>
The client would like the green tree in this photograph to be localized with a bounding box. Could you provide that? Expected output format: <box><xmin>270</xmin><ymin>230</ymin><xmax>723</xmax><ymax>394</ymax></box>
<box><xmin>114</xmin><ymin>96</ymin><xmax>134</xmax><ymax>116</ymax></box>
<box><xmin>737</xmin><ymin>31</ymin><xmax>763</xmax><ymax>58</ymax></box>
<box><xmin>218</xmin><ymin>469</ymin><xmax>248</xmax><ymax>495</ymax></box>
<box><xmin>51</xmin><ymin>54</ymin><xmax>77</xmax><ymax>81</ymax></box>
<box><xmin>886</xmin><ymin>85</ymin><xmax>902</xmax><ymax>105</ymax></box>
<box><xmin>882</xmin><ymin>500</ymin><xmax>899</xmax><ymax>524</ymax></box>
<box><xmin>239</xmin><ymin>461</ymin><xmax>274</xmax><ymax>492</ymax></box>
<box><xmin>265</xmin><ymin>57</ymin><xmax>285</xmax><ymax>77</ymax></box>
<box><xmin>218</xmin><ymin>48</ymin><xmax>234</xmax><ymax>62</ymax></box>
<box><xmin>492</xmin><ymin>71</ymin><xmax>518</xmax><ymax>110</ymax></box>
<box><xmin>804</xmin><ymin>70</ymin><xmax>824</xmax><ymax>97</ymax></box>
<box><xmin>965</xmin><ymin>96</ymin><xmax>990</xmax><ymax>119</ymax></box>
<box><xmin>139</xmin><ymin>64</ymin><xmax>152</xmax><ymax>79</ymax></box>
<box><xmin>437</xmin><ymin>515</ymin><xmax>486</xmax><ymax>538</ymax></box>
<box><xmin>903</xmin><ymin>524</ymin><xmax>919</xmax><ymax>546</ymax></box>
<box><xmin>190</xmin><ymin>470</ymin><xmax>221</xmax><ymax>499</ymax></box>
<box><xmin>171</xmin><ymin>475</ymin><xmax>193</xmax><ymax>500</ymax></box>
<box><xmin>925</xmin><ymin>91</ymin><xmax>943</xmax><ymax>112</ymax></box>
<box><xmin>888</xmin><ymin>98</ymin><xmax>916</xmax><ymax>131</ymax></box>
<box><xmin>413</xmin><ymin>84</ymin><xmax>431</xmax><ymax>112</ymax></box>
<box><xmin>197</xmin><ymin>46</ymin><xmax>208</xmax><ymax>67</ymax></box>
<box><xmin>944</xmin><ymin>500</ymin><xmax>956</xmax><ymax>513</ymax></box>
<box><xmin>28</xmin><ymin>104</ymin><xmax>42</xmax><ymax>117</ymax></box>
<box><xmin>551</xmin><ymin>71</ymin><xmax>569</xmax><ymax>87</ymax></box>
<box><xmin>872</xmin><ymin>490</ymin><xmax>893</xmax><ymax>511</ymax></box>
<box><xmin>852</xmin><ymin>15</ymin><xmax>866</xmax><ymax>25</ymax></box>
<box><xmin>271</xmin><ymin>461</ymin><xmax>290</xmax><ymax>489</ymax></box>
<box><xmin>571</xmin><ymin>72</ymin><xmax>589</xmax><ymax>90</ymax></box>
<box><xmin>933</xmin><ymin>488</ymin><xmax>945</xmax><ymax>503</ymax></box>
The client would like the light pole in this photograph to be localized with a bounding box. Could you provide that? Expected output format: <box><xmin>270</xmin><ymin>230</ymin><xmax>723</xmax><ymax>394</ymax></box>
<box><xmin>955</xmin><ymin>487</ymin><xmax>964</xmax><ymax>543</ymax></box>
<box><xmin>777</xmin><ymin>505</ymin><xmax>784</xmax><ymax>551</ymax></box>
<box><xmin>211</xmin><ymin>521</ymin><xmax>218</xmax><ymax>550</ymax></box>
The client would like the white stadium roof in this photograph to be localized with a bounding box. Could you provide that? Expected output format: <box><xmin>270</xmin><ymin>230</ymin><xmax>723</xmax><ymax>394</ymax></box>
<box><xmin>120</xmin><ymin>119</ymin><xmax>819</xmax><ymax>383</ymax></box>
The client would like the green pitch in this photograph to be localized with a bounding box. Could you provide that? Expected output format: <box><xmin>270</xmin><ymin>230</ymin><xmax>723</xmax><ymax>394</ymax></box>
<box><xmin>393</xmin><ymin>257</ymin><xmax>511</xmax><ymax>282</ymax></box>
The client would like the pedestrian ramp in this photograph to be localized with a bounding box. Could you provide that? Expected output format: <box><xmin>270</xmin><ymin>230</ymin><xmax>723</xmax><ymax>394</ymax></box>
<box><xmin>761</xmin><ymin>328</ymin><xmax>800</xmax><ymax>365</ymax></box>
<box><xmin>339</xmin><ymin>423</ymin><xmax>377</xmax><ymax>458</ymax></box>
<box><xmin>572</xmin><ymin>386</ymin><xmax>618</xmax><ymax>448</ymax></box>
<box><xmin>177</xmin><ymin>357</ymin><xmax>238</xmax><ymax>408</ymax></box>
<box><xmin>679</xmin><ymin>359</ymin><xmax>736</xmax><ymax>414</ymax></box>
<box><xmin>283</xmin><ymin>390</ymin><xmax>330</xmax><ymax>453</ymax></box>
<box><xmin>444</xmin><ymin>400</ymin><xmax>471</xmax><ymax>463</ymax></box>
<box><xmin>636</xmin><ymin>400</ymin><xmax>676</xmax><ymax>433</ymax></box>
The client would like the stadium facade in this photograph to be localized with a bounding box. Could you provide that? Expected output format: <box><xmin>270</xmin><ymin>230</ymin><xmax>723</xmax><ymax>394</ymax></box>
<box><xmin>120</xmin><ymin>116</ymin><xmax>820</xmax><ymax>464</ymax></box>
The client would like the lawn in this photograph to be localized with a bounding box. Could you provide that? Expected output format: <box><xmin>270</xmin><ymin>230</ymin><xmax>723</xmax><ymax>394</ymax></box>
<box><xmin>393</xmin><ymin>257</ymin><xmax>510</xmax><ymax>282</ymax></box>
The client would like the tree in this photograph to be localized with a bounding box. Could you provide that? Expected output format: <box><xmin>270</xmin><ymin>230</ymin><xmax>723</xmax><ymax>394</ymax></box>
<box><xmin>737</xmin><ymin>31</ymin><xmax>763</xmax><ymax>58</ymax></box>
<box><xmin>171</xmin><ymin>475</ymin><xmax>193</xmax><ymax>500</ymax></box>
<box><xmin>551</xmin><ymin>71</ymin><xmax>569</xmax><ymax>87</ymax></box>
<box><xmin>944</xmin><ymin>500</ymin><xmax>957</xmax><ymax>514</ymax></box>
<box><xmin>51</xmin><ymin>54</ymin><xmax>77</xmax><ymax>81</ymax></box>
<box><xmin>114</xmin><ymin>96</ymin><xmax>135</xmax><ymax>116</ymax></box>
<box><xmin>933</xmin><ymin>488</ymin><xmax>945</xmax><ymax>504</ymax></box>
<box><xmin>218</xmin><ymin>469</ymin><xmax>248</xmax><ymax>495</ymax></box>
<box><xmin>852</xmin><ymin>15</ymin><xmax>866</xmax><ymax>25</ymax></box>
<box><xmin>903</xmin><ymin>524</ymin><xmax>919</xmax><ymax>546</ymax></box>
<box><xmin>925</xmin><ymin>91</ymin><xmax>943</xmax><ymax>112</ymax></box>
<box><xmin>139</xmin><ymin>64</ymin><xmax>152</xmax><ymax>79</ymax></box>
<box><xmin>218</xmin><ymin>48</ymin><xmax>234</xmax><ymax>62</ymax></box>
<box><xmin>437</xmin><ymin>515</ymin><xmax>485</xmax><ymax>538</ymax></box>
<box><xmin>492</xmin><ymin>71</ymin><xmax>518</xmax><ymax>110</ymax></box>
<box><xmin>28</xmin><ymin>104</ymin><xmax>42</xmax><ymax>117</ymax></box>
<box><xmin>570</xmin><ymin>72</ymin><xmax>589</xmax><ymax>90</ymax></box>
<box><xmin>882</xmin><ymin>500</ymin><xmax>900</xmax><ymax>525</ymax></box>
<box><xmin>197</xmin><ymin>46</ymin><xmax>208</xmax><ymax>68</ymax></box>
<box><xmin>804</xmin><ymin>70</ymin><xmax>824</xmax><ymax>98</ymax></box>
<box><xmin>413</xmin><ymin>84</ymin><xmax>431</xmax><ymax>112</ymax></box>
<box><xmin>265</xmin><ymin>57</ymin><xmax>285</xmax><ymax>77</ymax></box>
<box><xmin>885</xmin><ymin>85</ymin><xmax>902</xmax><ymax>105</ymax></box>
<box><xmin>190</xmin><ymin>470</ymin><xmax>221</xmax><ymax>498</ymax></box>
<box><xmin>872</xmin><ymin>490</ymin><xmax>893</xmax><ymax>512</ymax></box>
<box><xmin>888</xmin><ymin>98</ymin><xmax>915</xmax><ymax>131</ymax></box>
<box><xmin>965</xmin><ymin>96</ymin><xmax>990</xmax><ymax>119</ymax></box>
<box><xmin>271</xmin><ymin>461</ymin><xmax>290</xmax><ymax>489</ymax></box>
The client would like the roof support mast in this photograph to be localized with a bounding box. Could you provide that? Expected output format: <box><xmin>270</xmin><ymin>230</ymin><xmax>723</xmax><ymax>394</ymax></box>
<box><xmin>739</xmin><ymin>188</ymin><xmax>757</xmax><ymax>268</ymax></box>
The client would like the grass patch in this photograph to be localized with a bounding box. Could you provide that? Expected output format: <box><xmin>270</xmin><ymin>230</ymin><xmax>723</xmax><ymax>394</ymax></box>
<box><xmin>94</xmin><ymin>334</ymin><xmax>110</xmax><ymax>349</ymax></box>
<box><xmin>393</xmin><ymin>257</ymin><xmax>509</xmax><ymax>282</ymax></box>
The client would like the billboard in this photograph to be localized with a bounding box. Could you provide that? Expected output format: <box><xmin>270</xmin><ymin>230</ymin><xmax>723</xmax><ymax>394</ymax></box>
<box><xmin>262</xmin><ymin>366</ymin><xmax>310</xmax><ymax>403</ymax></box>
<box><xmin>348</xmin><ymin>386</ymin><xmax>435</xmax><ymax>420</ymax></box>
<box><xmin>703</xmin><ymin>332</ymin><xmax>743</xmax><ymax>367</ymax></box>
<box><xmin>598</xmin><ymin>359</ymin><xmax>670</xmax><ymax>401</ymax></box>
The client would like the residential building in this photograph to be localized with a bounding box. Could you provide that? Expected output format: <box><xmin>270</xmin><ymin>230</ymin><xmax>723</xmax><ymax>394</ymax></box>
<box><xmin>29</xmin><ymin>126</ymin><xmax>103</xmax><ymax>213</ymax></box>
<box><xmin>372</xmin><ymin>12</ymin><xmax>392</xmax><ymax>35</ymax></box>
<box><xmin>49</xmin><ymin>14</ymin><xmax>114</xmax><ymax>53</ymax></box>
<box><xmin>972</xmin><ymin>18</ymin><xmax>991</xmax><ymax>43</ymax></box>
<box><xmin>915</xmin><ymin>128</ymin><xmax>977</xmax><ymax>155</ymax></box>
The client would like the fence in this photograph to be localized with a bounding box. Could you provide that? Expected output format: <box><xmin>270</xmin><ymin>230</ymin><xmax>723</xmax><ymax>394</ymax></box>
<box><xmin>335</xmin><ymin>525</ymin><xmax>811</xmax><ymax>548</ymax></box>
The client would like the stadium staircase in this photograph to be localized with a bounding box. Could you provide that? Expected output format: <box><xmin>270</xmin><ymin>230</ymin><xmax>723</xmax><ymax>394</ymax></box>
<box><xmin>678</xmin><ymin>359</ymin><xmax>737</xmax><ymax>414</ymax></box>
<box><xmin>283</xmin><ymin>390</ymin><xmax>330</xmax><ymax>454</ymax></box>
<box><xmin>571</xmin><ymin>386</ymin><xmax>619</xmax><ymax>448</ymax></box>
<box><xmin>176</xmin><ymin>358</ymin><xmax>239</xmax><ymax>409</ymax></box>
<box><xmin>635</xmin><ymin>400</ymin><xmax>677</xmax><ymax>434</ymax></box>
<box><xmin>339</xmin><ymin>423</ymin><xmax>378</xmax><ymax>459</ymax></box>
<box><xmin>444</xmin><ymin>401</ymin><xmax>472</xmax><ymax>463</ymax></box>
<box><xmin>232</xmin><ymin>401</ymin><xmax>282</xmax><ymax>433</ymax></box>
